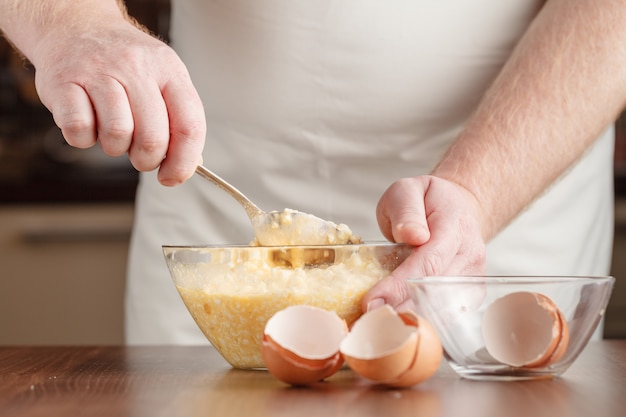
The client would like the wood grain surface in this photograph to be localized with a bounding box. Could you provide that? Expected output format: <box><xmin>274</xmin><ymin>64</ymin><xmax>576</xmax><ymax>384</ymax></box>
<box><xmin>1</xmin><ymin>341</ymin><xmax>625</xmax><ymax>417</ymax></box>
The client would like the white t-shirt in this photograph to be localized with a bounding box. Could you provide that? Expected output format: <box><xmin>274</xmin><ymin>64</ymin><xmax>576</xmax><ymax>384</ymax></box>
<box><xmin>125</xmin><ymin>0</ymin><xmax>614</xmax><ymax>344</ymax></box>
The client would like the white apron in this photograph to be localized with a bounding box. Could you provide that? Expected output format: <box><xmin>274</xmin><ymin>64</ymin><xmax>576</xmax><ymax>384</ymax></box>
<box><xmin>126</xmin><ymin>0</ymin><xmax>614</xmax><ymax>344</ymax></box>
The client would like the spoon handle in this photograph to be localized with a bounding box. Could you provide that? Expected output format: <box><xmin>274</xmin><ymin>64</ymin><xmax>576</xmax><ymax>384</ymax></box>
<box><xmin>195</xmin><ymin>165</ymin><xmax>264</xmax><ymax>219</ymax></box>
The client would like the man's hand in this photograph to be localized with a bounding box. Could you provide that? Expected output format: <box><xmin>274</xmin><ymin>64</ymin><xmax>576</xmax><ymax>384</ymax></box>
<box><xmin>363</xmin><ymin>176</ymin><xmax>487</xmax><ymax>312</ymax></box>
<box><xmin>1</xmin><ymin>0</ymin><xmax>205</xmax><ymax>185</ymax></box>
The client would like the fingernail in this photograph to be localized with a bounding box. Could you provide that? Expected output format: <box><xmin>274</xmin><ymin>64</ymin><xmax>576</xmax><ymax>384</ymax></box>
<box><xmin>159</xmin><ymin>177</ymin><xmax>183</xmax><ymax>187</ymax></box>
<box><xmin>366</xmin><ymin>298</ymin><xmax>385</xmax><ymax>311</ymax></box>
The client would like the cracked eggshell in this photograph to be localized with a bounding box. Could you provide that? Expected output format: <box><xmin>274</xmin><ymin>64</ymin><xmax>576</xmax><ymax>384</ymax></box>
<box><xmin>482</xmin><ymin>291</ymin><xmax>569</xmax><ymax>368</ymax></box>
<box><xmin>339</xmin><ymin>305</ymin><xmax>443</xmax><ymax>387</ymax></box>
<box><xmin>261</xmin><ymin>305</ymin><xmax>348</xmax><ymax>386</ymax></box>
<box><xmin>387</xmin><ymin>310</ymin><xmax>444</xmax><ymax>388</ymax></box>
<box><xmin>545</xmin><ymin>304</ymin><xmax>570</xmax><ymax>365</ymax></box>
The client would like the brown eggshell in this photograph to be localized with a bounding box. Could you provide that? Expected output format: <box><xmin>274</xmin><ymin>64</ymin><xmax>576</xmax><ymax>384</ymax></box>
<box><xmin>261</xmin><ymin>305</ymin><xmax>348</xmax><ymax>386</ymax></box>
<box><xmin>482</xmin><ymin>291</ymin><xmax>567</xmax><ymax>368</ymax></box>
<box><xmin>261</xmin><ymin>334</ymin><xmax>343</xmax><ymax>385</ymax></box>
<box><xmin>343</xmin><ymin>334</ymin><xmax>419</xmax><ymax>382</ymax></box>
<box><xmin>398</xmin><ymin>309</ymin><xmax>419</xmax><ymax>326</ymax></box>
<box><xmin>339</xmin><ymin>305</ymin><xmax>442</xmax><ymax>387</ymax></box>
<box><xmin>339</xmin><ymin>305</ymin><xmax>418</xmax><ymax>382</ymax></box>
<box><xmin>521</xmin><ymin>293</ymin><xmax>562</xmax><ymax>368</ymax></box>
<box><xmin>546</xmin><ymin>308</ymin><xmax>570</xmax><ymax>365</ymax></box>
<box><xmin>386</xmin><ymin>312</ymin><xmax>443</xmax><ymax>388</ymax></box>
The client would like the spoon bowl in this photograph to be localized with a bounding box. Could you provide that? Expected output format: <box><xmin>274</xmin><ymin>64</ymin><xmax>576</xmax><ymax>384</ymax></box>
<box><xmin>195</xmin><ymin>165</ymin><xmax>361</xmax><ymax>245</ymax></box>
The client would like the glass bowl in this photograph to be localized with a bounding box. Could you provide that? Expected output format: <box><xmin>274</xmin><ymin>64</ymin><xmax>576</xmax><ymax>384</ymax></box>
<box><xmin>162</xmin><ymin>242</ymin><xmax>412</xmax><ymax>369</ymax></box>
<box><xmin>408</xmin><ymin>276</ymin><xmax>615</xmax><ymax>381</ymax></box>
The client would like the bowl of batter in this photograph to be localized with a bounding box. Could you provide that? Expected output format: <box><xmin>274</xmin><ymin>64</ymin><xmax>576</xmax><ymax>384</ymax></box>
<box><xmin>162</xmin><ymin>242</ymin><xmax>412</xmax><ymax>369</ymax></box>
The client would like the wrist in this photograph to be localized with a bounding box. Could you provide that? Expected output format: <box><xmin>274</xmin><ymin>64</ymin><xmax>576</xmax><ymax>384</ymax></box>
<box><xmin>1</xmin><ymin>0</ymin><xmax>127</xmax><ymax>65</ymax></box>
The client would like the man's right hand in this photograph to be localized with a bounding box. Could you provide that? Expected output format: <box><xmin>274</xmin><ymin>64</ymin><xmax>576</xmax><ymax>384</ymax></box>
<box><xmin>1</xmin><ymin>0</ymin><xmax>206</xmax><ymax>186</ymax></box>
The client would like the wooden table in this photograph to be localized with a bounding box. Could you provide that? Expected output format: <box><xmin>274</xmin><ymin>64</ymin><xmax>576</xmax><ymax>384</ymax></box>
<box><xmin>1</xmin><ymin>341</ymin><xmax>625</xmax><ymax>417</ymax></box>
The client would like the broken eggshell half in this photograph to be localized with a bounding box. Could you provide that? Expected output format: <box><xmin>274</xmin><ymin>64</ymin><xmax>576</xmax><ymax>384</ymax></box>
<box><xmin>339</xmin><ymin>305</ymin><xmax>443</xmax><ymax>387</ymax></box>
<box><xmin>481</xmin><ymin>291</ymin><xmax>570</xmax><ymax>368</ymax></box>
<box><xmin>261</xmin><ymin>305</ymin><xmax>348</xmax><ymax>386</ymax></box>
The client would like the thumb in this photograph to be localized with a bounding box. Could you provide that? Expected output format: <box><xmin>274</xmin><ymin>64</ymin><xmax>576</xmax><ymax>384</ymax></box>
<box><xmin>377</xmin><ymin>178</ymin><xmax>431</xmax><ymax>246</ymax></box>
<box><xmin>392</xmin><ymin>218</ymin><xmax>430</xmax><ymax>246</ymax></box>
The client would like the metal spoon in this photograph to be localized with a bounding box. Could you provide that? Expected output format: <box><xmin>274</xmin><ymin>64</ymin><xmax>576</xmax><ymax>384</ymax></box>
<box><xmin>195</xmin><ymin>165</ymin><xmax>360</xmax><ymax>246</ymax></box>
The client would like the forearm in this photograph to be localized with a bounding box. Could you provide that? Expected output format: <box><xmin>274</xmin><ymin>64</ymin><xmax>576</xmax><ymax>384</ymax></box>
<box><xmin>0</xmin><ymin>0</ymin><xmax>129</xmax><ymax>63</ymax></box>
<box><xmin>432</xmin><ymin>0</ymin><xmax>626</xmax><ymax>240</ymax></box>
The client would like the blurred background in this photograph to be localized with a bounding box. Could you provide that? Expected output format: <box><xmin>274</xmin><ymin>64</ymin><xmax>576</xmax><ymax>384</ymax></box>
<box><xmin>1</xmin><ymin>0</ymin><xmax>625</xmax><ymax>344</ymax></box>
